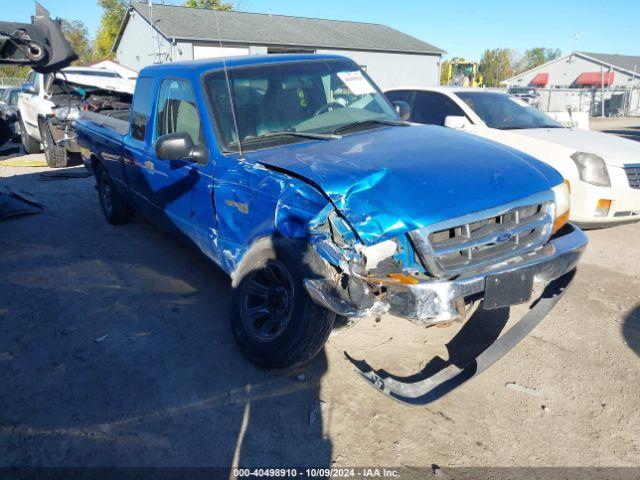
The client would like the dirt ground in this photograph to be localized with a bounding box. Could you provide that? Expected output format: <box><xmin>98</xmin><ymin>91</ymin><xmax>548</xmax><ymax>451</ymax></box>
<box><xmin>1</xmin><ymin>146</ymin><xmax>639</xmax><ymax>469</ymax></box>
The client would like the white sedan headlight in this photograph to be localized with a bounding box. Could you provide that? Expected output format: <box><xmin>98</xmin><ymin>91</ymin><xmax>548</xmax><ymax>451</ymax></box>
<box><xmin>551</xmin><ymin>181</ymin><xmax>571</xmax><ymax>234</ymax></box>
<box><xmin>570</xmin><ymin>152</ymin><xmax>610</xmax><ymax>187</ymax></box>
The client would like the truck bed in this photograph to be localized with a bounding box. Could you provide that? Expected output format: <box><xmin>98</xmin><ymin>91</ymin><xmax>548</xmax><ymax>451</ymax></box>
<box><xmin>79</xmin><ymin>110</ymin><xmax>130</xmax><ymax>136</ymax></box>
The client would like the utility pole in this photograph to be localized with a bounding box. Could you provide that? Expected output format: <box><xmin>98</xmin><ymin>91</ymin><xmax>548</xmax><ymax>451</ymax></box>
<box><xmin>601</xmin><ymin>66</ymin><xmax>605</xmax><ymax>117</ymax></box>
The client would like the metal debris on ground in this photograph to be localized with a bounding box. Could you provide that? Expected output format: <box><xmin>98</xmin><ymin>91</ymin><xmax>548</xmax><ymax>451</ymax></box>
<box><xmin>0</xmin><ymin>187</ymin><xmax>44</xmax><ymax>221</ymax></box>
<box><xmin>39</xmin><ymin>170</ymin><xmax>91</xmax><ymax>181</ymax></box>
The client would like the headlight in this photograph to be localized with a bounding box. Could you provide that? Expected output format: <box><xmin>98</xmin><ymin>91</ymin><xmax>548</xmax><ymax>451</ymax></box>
<box><xmin>570</xmin><ymin>152</ymin><xmax>610</xmax><ymax>187</ymax></box>
<box><xmin>552</xmin><ymin>181</ymin><xmax>571</xmax><ymax>234</ymax></box>
<box><xmin>52</xmin><ymin>106</ymin><xmax>80</xmax><ymax>121</ymax></box>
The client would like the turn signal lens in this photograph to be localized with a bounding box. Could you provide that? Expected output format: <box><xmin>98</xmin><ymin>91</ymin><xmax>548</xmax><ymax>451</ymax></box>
<box><xmin>595</xmin><ymin>199</ymin><xmax>612</xmax><ymax>218</ymax></box>
<box><xmin>386</xmin><ymin>273</ymin><xmax>420</xmax><ymax>285</ymax></box>
<box><xmin>553</xmin><ymin>211</ymin><xmax>570</xmax><ymax>234</ymax></box>
<box><xmin>552</xmin><ymin>182</ymin><xmax>571</xmax><ymax>234</ymax></box>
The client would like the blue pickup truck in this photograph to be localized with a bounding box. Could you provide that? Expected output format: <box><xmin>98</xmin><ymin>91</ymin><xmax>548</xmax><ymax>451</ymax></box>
<box><xmin>76</xmin><ymin>54</ymin><xmax>587</xmax><ymax>404</ymax></box>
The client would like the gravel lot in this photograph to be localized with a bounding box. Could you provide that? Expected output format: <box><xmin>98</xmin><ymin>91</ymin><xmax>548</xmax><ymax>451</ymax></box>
<box><xmin>1</xmin><ymin>127</ymin><xmax>639</xmax><ymax>469</ymax></box>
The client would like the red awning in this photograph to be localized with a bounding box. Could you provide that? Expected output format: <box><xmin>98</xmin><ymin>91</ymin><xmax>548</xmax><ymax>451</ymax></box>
<box><xmin>530</xmin><ymin>73</ymin><xmax>549</xmax><ymax>86</ymax></box>
<box><xmin>575</xmin><ymin>71</ymin><xmax>615</xmax><ymax>86</ymax></box>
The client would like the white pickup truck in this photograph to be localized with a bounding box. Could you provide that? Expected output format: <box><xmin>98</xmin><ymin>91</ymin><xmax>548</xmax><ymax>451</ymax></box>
<box><xmin>17</xmin><ymin>67</ymin><xmax>134</xmax><ymax>167</ymax></box>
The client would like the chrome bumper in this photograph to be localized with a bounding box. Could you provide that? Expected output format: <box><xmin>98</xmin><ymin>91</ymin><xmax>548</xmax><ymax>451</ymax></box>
<box><xmin>305</xmin><ymin>224</ymin><xmax>588</xmax><ymax>325</ymax></box>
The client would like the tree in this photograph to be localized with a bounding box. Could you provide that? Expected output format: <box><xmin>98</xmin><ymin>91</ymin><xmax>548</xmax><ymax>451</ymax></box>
<box><xmin>183</xmin><ymin>0</ymin><xmax>233</xmax><ymax>10</ymax></box>
<box><xmin>520</xmin><ymin>47</ymin><xmax>562</xmax><ymax>72</ymax></box>
<box><xmin>94</xmin><ymin>0</ymin><xmax>127</xmax><ymax>61</ymax></box>
<box><xmin>0</xmin><ymin>65</ymin><xmax>30</xmax><ymax>84</ymax></box>
<box><xmin>62</xmin><ymin>20</ymin><xmax>92</xmax><ymax>65</ymax></box>
<box><xmin>479</xmin><ymin>48</ymin><xmax>515</xmax><ymax>87</ymax></box>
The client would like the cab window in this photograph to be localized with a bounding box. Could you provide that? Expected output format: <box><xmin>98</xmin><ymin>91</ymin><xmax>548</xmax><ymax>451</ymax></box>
<box><xmin>131</xmin><ymin>77</ymin><xmax>154</xmax><ymax>141</ymax></box>
<box><xmin>155</xmin><ymin>78</ymin><xmax>204</xmax><ymax>147</ymax></box>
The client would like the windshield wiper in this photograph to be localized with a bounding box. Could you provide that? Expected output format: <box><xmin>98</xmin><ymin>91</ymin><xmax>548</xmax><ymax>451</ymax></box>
<box><xmin>236</xmin><ymin>131</ymin><xmax>341</xmax><ymax>147</ymax></box>
<box><xmin>331</xmin><ymin>118</ymin><xmax>409</xmax><ymax>135</ymax></box>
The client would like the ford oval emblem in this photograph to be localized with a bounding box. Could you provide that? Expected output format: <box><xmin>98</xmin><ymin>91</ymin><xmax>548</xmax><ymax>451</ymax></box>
<box><xmin>496</xmin><ymin>232</ymin><xmax>513</xmax><ymax>243</ymax></box>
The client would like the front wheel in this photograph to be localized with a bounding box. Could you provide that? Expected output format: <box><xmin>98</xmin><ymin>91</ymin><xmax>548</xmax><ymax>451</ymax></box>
<box><xmin>231</xmin><ymin>239</ymin><xmax>336</xmax><ymax>368</ymax></box>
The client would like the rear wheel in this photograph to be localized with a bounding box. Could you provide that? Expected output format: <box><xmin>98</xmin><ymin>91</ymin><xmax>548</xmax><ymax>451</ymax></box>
<box><xmin>95</xmin><ymin>163</ymin><xmax>134</xmax><ymax>225</ymax></box>
<box><xmin>39</xmin><ymin>118</ymin><xmax>70</xmax><ymax>168</ymax></box>
<box><xmin>19</xmin><ymin>116</ymin><xmax>40</xmax><ymax>154</ymax></box>
<box><xmin>231</xmin><ymin>239</ymin><xmax>336</xmax><ymax>368</ymax></box>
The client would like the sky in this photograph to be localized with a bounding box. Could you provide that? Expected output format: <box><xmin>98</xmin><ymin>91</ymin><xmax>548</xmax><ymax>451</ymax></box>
<box><xmin>3</xmin><ymin>0</ymin><xmax>640</xmax><ymax>61</ymax></box>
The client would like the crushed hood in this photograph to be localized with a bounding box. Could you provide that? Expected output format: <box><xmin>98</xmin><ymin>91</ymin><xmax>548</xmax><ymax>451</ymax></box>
<box><xmin>512</xmin><ymin>128</ymin><xmax>640</xmax><ymax>167</ymax></box>
<box><xmin>248</xmin><ymin>124</ymin><xmax>562</xmax><ymax>245</ymax></box>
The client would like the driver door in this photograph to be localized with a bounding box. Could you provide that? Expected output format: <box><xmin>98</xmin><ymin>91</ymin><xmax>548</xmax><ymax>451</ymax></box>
<box><xmin>142</xmin><ymin>78</ymin><xmax>208</xmax><ymax>236</ymax></box>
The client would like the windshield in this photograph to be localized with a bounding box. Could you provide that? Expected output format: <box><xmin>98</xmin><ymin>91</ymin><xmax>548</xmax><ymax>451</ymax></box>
<box><xmin>204</xmin><ymin>59</ymin><xmax>399</xmax><ymax>151</ymax></box>
<box><xmin>457</xmin><ymin>91</ymin><xmax>562</xmax><ymax>130</ymax></box>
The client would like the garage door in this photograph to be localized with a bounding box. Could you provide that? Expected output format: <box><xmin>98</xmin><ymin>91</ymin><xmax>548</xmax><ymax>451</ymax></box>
<box><xmin>193</xmin><ymin>45</ymin><xmax>249</xmax><ymax>59</ymax></box>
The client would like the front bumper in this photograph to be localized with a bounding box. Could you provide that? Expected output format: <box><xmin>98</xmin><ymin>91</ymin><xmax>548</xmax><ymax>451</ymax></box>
<box><xmin>348</xmin><ymin>270</ymin><xmax>576</xmax><ymax>405</ymax></box>
<box><xmin>305</xmin><ymin>223</ymin><xmax>587</xmax><ymax>325</ymax></box>
<box><xmin>569</xmin><ymin>171</ymin><xmax>640</xmax><ymax>228</ymax></box>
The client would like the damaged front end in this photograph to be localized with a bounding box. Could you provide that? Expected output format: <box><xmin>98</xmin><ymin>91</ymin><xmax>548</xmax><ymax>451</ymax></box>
<box><xmin>303</xmin><ymin>192</ymin><xmax>587</xmax><ymax>404</ymax></box>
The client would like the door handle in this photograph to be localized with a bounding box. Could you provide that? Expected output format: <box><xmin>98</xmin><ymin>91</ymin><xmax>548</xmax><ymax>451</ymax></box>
<box><xmin>143</xmin><ymin>160</ymin><xmax>155</xmax><ymax>171</ymax></box>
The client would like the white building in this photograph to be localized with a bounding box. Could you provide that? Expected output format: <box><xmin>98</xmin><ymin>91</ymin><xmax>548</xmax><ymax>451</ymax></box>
<box><xmin>504</xmin><ymin>52</ymin><xmax>640</xmax><ymax>117</ymax></box>
<box><xmin>504</xmin><ymin>52</ymin><xmax>640</xmax><ymax>89</ymax></box>
<box><xmin>112</xmin><ymin>2</ymin><xmax>445</xmax><ymax>89</ymax></box>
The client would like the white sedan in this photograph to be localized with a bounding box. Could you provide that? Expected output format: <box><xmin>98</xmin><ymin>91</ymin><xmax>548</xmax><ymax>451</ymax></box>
<box><xmin>385</xmin><ymin>87</ymin><xmax>640</xmax><ymax>228</ymax></box>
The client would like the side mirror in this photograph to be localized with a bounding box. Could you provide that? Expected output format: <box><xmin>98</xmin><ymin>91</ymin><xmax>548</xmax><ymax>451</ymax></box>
<box><xmin>21</xmin><ymin>83</ymin><xmax>35</xmax><ymax>94</ymax></box>
<box><xmin>444</xmin><ymin>115</ymin><xmax>471</xmax><ymax>130</ymax></box>
<box><xmin>155</xmin><ymin>132</ymin><xmax>208</xmax><ymax>164</ymax></box>
<box><xmin>393</xmin><ymin>101</ymin><xmax>411</xmax><ymax>121</ymax></box>
<box><xmin>155</xmin><ymin>132</ymin><xmax>194</xmax><ymax>161</ymax></box>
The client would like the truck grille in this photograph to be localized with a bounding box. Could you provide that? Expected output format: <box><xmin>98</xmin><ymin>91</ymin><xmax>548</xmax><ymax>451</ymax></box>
<box><xmin>625</xmin><ymin>164</ymin><xmax>640</xmax><ymax>189</ymax></box>
<box><xmin>409</xmin><ymin>196</ymin><xmax>554</xmax><ymax>278</ymax></box>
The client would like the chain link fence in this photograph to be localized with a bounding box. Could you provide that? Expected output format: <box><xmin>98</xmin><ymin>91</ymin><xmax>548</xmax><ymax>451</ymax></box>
<box><xmin>536</xmin><ymin>87</ymin><xmax>640</xmax><ymax>117</ymax></box>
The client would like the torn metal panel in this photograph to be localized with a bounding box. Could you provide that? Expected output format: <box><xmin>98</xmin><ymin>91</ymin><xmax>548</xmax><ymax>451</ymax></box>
<box><xmin>0</xmin><ymin>188</ymin><xmax>44</xmax><ymax>220</ymax></box>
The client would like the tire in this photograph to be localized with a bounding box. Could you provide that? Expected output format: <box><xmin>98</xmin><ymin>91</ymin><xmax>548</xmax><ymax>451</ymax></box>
<box><xmin>95</xmin><ymin>163</ymin><xmax>134</xmax><ymax>225</ymax></box>
<box><xmin>231</xmin><ymin>239</ymin><xmax>336</xmax><ymax>368</ymax></box>
<box><xmin>39</xmin><ymin>118</ymin><xmax>71</xmax><ymax>168</ymax></box>
<box><xmin>18</xmin><ymin>116</ymin><xmax>41</xmax><ymax>154</ymax></box>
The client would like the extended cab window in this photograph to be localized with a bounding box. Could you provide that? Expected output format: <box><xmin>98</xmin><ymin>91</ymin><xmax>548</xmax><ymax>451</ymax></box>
<box><xmin>156</xmin><ymin>79</ymin><xmax>204</xmax><ymax>146</ymax></box>
<box><xmin>412</xmin><ymin>91</ymin><xmax>466</xmax><ymax>126</ymax></box>
<box><xmin>131</xmin><ymin>77</ymin><xmax>154</xmax><ymax>141</ymax></box>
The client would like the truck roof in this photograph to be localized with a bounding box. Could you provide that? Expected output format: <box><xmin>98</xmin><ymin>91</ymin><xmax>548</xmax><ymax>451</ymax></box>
<box><xmin>138</xmin><ymin>53</ymin><xmax>351</xmax><ymax>77</ymax></box>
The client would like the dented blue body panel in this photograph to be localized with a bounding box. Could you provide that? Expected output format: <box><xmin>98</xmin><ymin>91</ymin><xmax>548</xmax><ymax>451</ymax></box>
<box><xmin>246</xmin><ymin>124</ymin><xmax>562</xmax><ymax>245</ymax></box>
<box><xmin>76</xmin><ymin>54</ymin><xmax>563</xmax><ymax>278</ymax></box>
